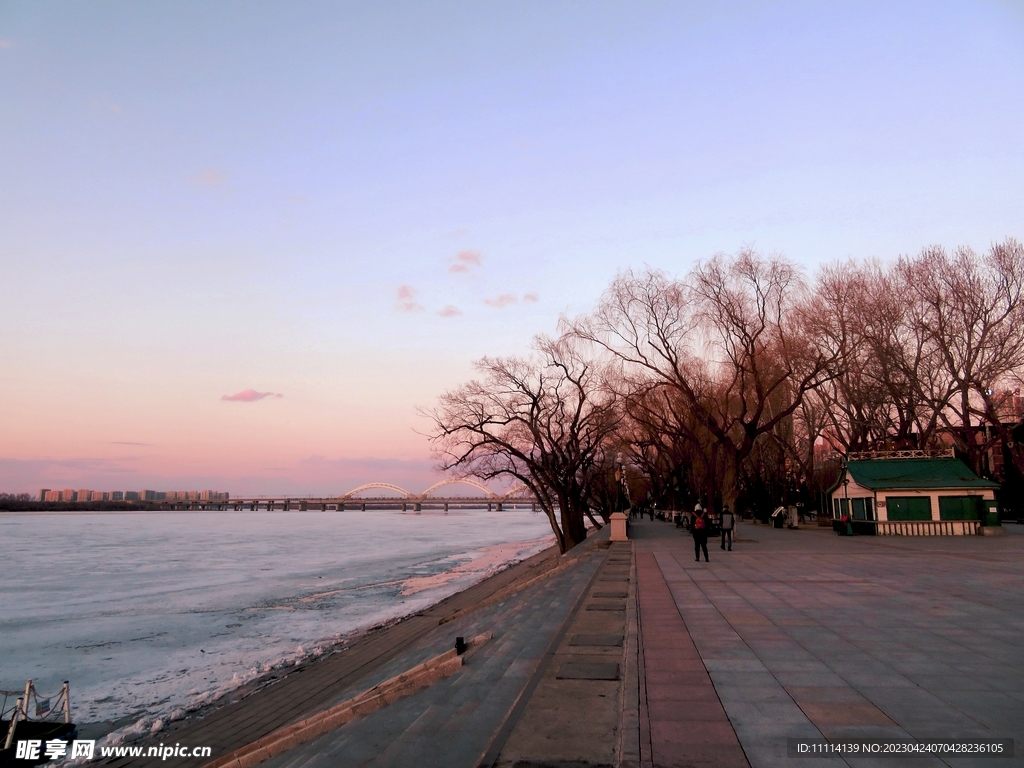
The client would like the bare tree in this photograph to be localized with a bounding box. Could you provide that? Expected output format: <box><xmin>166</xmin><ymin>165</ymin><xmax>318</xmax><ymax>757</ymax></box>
<box><xmin>798</xmin><ymin>238</ymin><xmax>1024</xmax><ymax>481</ymax></box>
<box><xmin>899</xmin><ymin>238</ymin><xmax>1024</xmax><ymax>474</ymax></box>
<box><xmin>426</xmin><ymin>237</ymin><xmax>1024</xmax><ymax>529</ymax></box>
<box><xmin>572</xmin><ymin>249</ymin><xmax>834</xmax><ymax>511</ymax></box>
<box><xmin>423</xmin><ymin>335</ymin><xmax>620</xmax><ymax>553</ymax></box>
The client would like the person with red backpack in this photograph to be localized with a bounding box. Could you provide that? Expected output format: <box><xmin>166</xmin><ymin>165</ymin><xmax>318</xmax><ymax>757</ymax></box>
<box><xmin>690</xmin><ymin>503</ymin><xmax>710</xmax><ymax>562</ymax></box>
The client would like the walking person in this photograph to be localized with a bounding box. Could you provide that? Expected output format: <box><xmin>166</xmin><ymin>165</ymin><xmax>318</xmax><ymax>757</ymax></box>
<box><xmin>720</xmin><ymin>504</ymin><xmax>734</xmax><ymax>551</ymax></box>
<box><xmin>691</xmin><ymin>504</ymin><xmax>710</xmax><ymax>562</ymax></box>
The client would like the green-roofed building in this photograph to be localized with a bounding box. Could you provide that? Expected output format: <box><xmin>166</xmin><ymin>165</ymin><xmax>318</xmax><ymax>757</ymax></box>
<box><xmin>828</xmin><ymin>451</ymin><xmax>1000</xmax><ymax>535</ymax></box>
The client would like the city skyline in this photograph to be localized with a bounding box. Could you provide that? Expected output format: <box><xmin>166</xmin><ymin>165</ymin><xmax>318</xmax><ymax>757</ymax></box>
<box><xmin>2</xmin><ymin>1</ymin><xmax>1023</xmax><ymax>495</ymax></box>
<box><xmin>37</xmin><ymin>488</ymin><xmax>230</xmax><ymax>503</ymax></box>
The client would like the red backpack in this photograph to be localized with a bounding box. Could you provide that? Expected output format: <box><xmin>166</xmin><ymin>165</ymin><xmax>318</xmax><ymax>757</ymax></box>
<box><xmin>693</xmin><ymin>514</ymin><xmax>706</xmax><ymax>530</ymax></box>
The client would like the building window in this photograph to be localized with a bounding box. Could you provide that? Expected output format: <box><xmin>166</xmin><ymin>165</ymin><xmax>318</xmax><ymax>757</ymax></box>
<box><xmin>938</xmin><ymin>495</ymin><xmax>985</xmax><ymax>521</ymax></box>
<box><xmin>885</xmin><ymin>496</ymin><xmax>932</xmax><ymax>521</ymax></box>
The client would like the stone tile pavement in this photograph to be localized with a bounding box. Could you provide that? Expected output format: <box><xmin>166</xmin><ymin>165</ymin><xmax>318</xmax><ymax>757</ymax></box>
<box><xmin>631</xmin><ymin>518</ymin><xmax>1024</xmax><ymax>768</ymax></box>
<box><xmin>636</xmin><ymin>551</ymin><xmax>749</xmax><ymax>768</ymax></box>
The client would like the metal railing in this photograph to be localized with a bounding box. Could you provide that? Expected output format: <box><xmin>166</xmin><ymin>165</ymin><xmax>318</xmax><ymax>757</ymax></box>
<box><xmin>2</xmin><ymin>680</ymin><xmax>70</xmax><ymax>750</ymax></box>
<box><xmin>847</xmin><ymin>448</ymin><xmax>955</xmax><ymax>461</ymax></box>
<box><xmin>873</xmin><ymin>519</ymin><xmax>981</xmax><ymax>536</ymax></box>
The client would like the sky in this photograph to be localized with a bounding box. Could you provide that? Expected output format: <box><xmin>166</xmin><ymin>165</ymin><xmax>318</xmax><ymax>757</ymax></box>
<box><xmin>2</xmin><ymin>1</ymin><xmax>1023</xmax><ymax>496</ymax></box>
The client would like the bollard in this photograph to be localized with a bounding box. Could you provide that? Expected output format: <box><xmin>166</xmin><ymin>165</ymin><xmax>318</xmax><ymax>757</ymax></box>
<box><xmin>610</xmin><ymin>512</ymin><xmax>628</xmax><ymax>541</ymax></box>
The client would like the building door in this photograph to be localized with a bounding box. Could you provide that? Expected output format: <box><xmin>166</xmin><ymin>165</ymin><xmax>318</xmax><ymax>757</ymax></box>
<box><xmin>885</xmin><ymin>496</ymin><xmax>932</xmax><ymax>521</ymax></box>
<box><xmin>938</xmin><ymin>495</ymin><xmax>985</xmax><ymax>521</ymax></box>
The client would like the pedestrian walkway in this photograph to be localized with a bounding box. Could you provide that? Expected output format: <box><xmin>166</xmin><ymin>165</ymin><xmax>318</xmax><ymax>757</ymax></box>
<box><xmin>636</xmin><ymin>551</ymin><xmax>749</xmax><ymax>768</ymax></box>
<box><xmin>630</xmin><ymin>517</ymin><xmax>1024</xmax><ymax>768</ymax></box>
<box><xmin>492</xmin><ymin>541</ymin><xmax>633</xmax><ymax>767</ymax></box>
<box><xmin>110</xmin><ymin>520</ymin><xmax>1024</xmax><ymax>768</ymax></box>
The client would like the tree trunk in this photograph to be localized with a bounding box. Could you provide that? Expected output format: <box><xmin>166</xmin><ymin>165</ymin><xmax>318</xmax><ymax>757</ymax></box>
<box><xmin>538</xmin><ymin>500</ymin><xmax>566</xmax><ymax>553</ymax></box>
<box><xmin>559</xmin><ymin>493</ymin><xmax>587</xmax><ymax>551</ymax></box>
<box><xmin>720</xmin><ymin>456</ymin><xmax>740</xmax><ymax>514</ymax></box>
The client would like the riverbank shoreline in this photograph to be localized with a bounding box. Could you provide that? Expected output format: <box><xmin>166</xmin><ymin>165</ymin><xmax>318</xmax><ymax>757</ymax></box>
<box><xmin>98</xmin><ymin>535</ymin><xmax>583</xmax><ymax>765</ymax></box>
<box><xmin>4</xmin><ymin>509</ymin><xmax>556</xmax><ymax>736</ymax></box>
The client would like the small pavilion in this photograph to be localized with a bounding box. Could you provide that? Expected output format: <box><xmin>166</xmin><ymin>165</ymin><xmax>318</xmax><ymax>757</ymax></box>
<box><xmin>828</xmin><ymin>450</ymin><xmax>999</xmax><ymax>535</ymax></box>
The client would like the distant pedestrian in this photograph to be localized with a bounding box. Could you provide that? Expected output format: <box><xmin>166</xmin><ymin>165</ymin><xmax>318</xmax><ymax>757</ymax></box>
<box><xmin>691</xmin><ymin>504</ymin><xmax>710</xmax><ymax>562</ymax></box>
<box><xmin>720</xmin><ymin>504</ymin><xmax>734</xmax><ymax>551</ymax></box>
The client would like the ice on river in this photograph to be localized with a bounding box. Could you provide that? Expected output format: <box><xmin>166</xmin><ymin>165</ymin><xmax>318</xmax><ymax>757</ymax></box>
<box><xmin>0</xmin><ymin>508</ymin><xmax>554</xmax><ymax>737</ymax></box>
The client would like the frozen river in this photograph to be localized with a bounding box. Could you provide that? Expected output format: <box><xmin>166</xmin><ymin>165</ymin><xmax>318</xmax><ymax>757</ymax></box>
<box><xmin>0</xmin><ymin>508</ymin><xmax>553</xmax><ymax>739</ymax></box>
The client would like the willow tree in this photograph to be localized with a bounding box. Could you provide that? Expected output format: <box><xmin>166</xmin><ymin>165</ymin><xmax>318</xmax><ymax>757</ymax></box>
<box><xmin>572</xmin><ymin>250</ymin><xmax>833</xmax><ymax>512</ymax></box>
<box><xmin>897</xmin><ymin>239</ymin><xmax>1024</xmax><ymax>475</ymax></box>
<box><xmin>423</xmin><ymin>334</ymin><xmax>619</xmax><ymax>553</ymax></box>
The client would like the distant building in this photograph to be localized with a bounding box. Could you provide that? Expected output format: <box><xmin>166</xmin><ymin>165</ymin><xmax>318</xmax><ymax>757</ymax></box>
<box><xmin>200</xmin><ymin>490</ymin><xmax>219</xmax><ymax>500</ymax></box>
<box><xmin>32</xmin><ymin>487</ymin><xmax>229</xmax><ymax>504</ymax></box>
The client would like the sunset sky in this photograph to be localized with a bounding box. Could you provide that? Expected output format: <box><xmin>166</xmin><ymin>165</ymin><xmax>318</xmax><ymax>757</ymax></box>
<box><xmin>2</xmin><ymin>1</ymin><xmax>1023</xmax><ymax>496</ymax></box>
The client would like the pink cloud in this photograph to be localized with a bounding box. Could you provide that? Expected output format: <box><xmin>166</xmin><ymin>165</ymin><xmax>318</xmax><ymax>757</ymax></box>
<box><xmin>448</xmin><ymin>249</ymin><xmax>482</xmax><ymax>273</ymax></box>
<box><xmin>0</xmin><ymin>39</ymin><xmax>13</xmax><ymax>50</ymax></box>
<box><xmin>522</xmin><ymin>293</ymin><xmax>539</xmax><ymax>302</ymax></box>
<box><xmin>222</xmin><ymin>390</ymin><xmax>283</xmax><ymax>402</ymax></box>
<box><xmin>190</xmin><ymin>168</ymin><xmax>227</xmax><ymax>186</ymax></box>
<box><xmin>437</xmin><ymin>305</ymin><xmax>462</xmax><ymax>317</ymax></box>
<box><xmin>396</xmin><ymin>284</ymin><xmax>425</xmax><ymax>312</ymax></box>
<box><xmin>485</xmin><ymin>294</ymin><xmax>518</xmax><ymax>308</ymax></box>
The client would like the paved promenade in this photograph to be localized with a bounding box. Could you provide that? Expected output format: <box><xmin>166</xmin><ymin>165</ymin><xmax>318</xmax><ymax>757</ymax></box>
<box><xmin>109</xmin><ymin>520</ymin><xmax>1024</xmax><ymax>767</ymax></box>
<box><xmin>631</xmin><ymin>518</ymin><xmax>1024</xmax><ymax>768</ymax></box>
